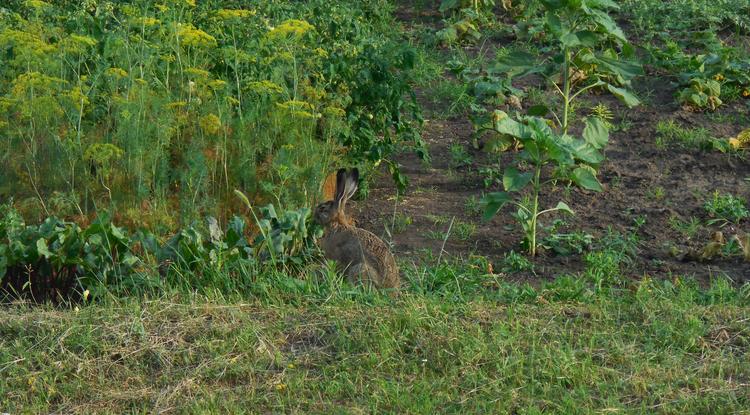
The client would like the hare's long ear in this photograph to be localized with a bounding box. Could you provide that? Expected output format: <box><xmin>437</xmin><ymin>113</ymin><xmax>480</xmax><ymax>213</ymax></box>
<box><xmin>333</xmin><ymin>168</ymin><xmax>347</xmax><ymax>207</ymax></box>
<box><xmin>339</xmin><ymin>168</ymin><xmax>359</xmax><ymax>210</ymax></box>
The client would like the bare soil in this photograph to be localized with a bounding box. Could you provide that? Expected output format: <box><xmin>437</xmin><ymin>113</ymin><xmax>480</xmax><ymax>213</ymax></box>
<box><xmin>351</xmin><ymin>3</ymin><xmax>750</xmax><ymax>283</ymax></box>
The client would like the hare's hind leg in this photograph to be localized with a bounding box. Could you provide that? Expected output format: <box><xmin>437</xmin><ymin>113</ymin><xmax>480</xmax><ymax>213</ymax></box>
<box><xmin>344</xmin><ymin>262</ymin><xmax>378</xmax><ymax>288</ymax></box>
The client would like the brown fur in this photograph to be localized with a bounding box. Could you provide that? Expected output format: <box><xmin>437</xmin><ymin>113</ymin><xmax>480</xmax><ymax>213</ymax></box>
<box><xmin>314</xmin><ymin>169</ymin><xmax>399</xmax><ymax>289</ymax></box>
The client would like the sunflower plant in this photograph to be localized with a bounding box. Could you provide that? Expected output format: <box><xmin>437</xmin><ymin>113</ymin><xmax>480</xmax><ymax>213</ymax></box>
<box><xmin>481</xmin><ymin>112</ymin><xmax>609</xmax><ymax>256</ymax></box>
<box><xmin>492</xmin><ymin>0</ymin><xmax>643</xmax><ymax>133</ymax></box>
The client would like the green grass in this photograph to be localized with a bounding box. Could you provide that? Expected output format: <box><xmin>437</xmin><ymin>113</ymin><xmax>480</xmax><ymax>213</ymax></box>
<box><xmin>654</xmin><ymin>120</ymin><xmax>719</xmax><ymax>150</ymax></box>
<box><xmin>2</xmin><ymin>263</ymin><xmax>750</xmax><ymax>414</ymax></box>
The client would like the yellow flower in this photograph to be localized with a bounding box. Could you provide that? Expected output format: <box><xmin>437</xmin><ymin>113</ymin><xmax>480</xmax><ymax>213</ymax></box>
<box><xmin>737</xmin><ymin>128</ymin><xmax>750</xmax><ymax>145</ymax></box>
<box><xmin>199</xmin><ymin>114</ymin><xmax>222</xmax><ymax>135</ymax></box>
<box><xmin>130</xmin><ymin>17</ymin><xmax>161</xmax><ymax>27</ymax></box>
<box><xmin>83</xmin><ymin>289</ymin><xmax>90</xmax><ymax>301</ymax></box>
<box><xmin>742</xmin><ymin>89</ymin><xmax>750</xmax><ymax>98</ymax></box>
<box><xmin>323</xmin><ymin>106</ymin><xmax>346</xmax><ymax>118</ymax></box>
<box><xmin>24</xmin><ymin>0</ymin><xmax>51</xmax><ymax>9</ymax></box>
<box><xmin>729</xmin><ymin>137</ymin><xmax>742</xmax><ymax>149</ymax></box>
<box><xmin>106</xmin><ymin>67</ymin><xmax>129</xmax><ymax>79</ymax></box>
<box><xmin>185</xmin><ymin>67</ymin><xmax>210</xmax><ymax>79</ymax></box>
<box><xmin>275</xmin><ymin>383</ymin><xmax>287</xmax><ymax>391</ymax></box>
<box><xmin>61</xmin><ymin>34</ymin><xmax>98</xmax><ymax>54</ymax></box>
<box><xmin>246</xmin><ymin>80</ymin><xmax>284</xmax><ymax>95</ymax></box>
<box><xmin>713</xmin><ymin>73</ymin><xmax>725</xmax><ymax>81</ymax></box>
<box><xmin>69</xmin><ymin>34</ymin><xmax>97</xmax><ymax>47</ymax></box>
<box><xmin>276</xmin><ymin>100</ymin><xmax>313</xmax><ymax>111</ymax></box>
<box><xmin>177</xmin><ymin>24</ymin><xmax>217</xmax><ymax>48</ymax></box>
<box><xmin>267</xmin><ymin>19</ymin><xmax>314</xmax><ymax>41</ymax></box>
<box><xmin>207</xmin><ymin>80</ymin><xmax>227</xmax><ymax>90</ymax></box>
<box><xmin>216</xmin><ymin>9</ymin><xmax>256</xmax><ymax>20</ymax></box>
<box><xmin>165</xmin><ymin>101</ymin><xmax>188</xmax><ymax>110</ymax></box>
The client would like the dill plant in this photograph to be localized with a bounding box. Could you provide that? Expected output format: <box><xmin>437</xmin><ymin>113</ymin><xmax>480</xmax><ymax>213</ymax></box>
<box><xmin>0</xmin><ymin>0</ymin><xmax>423</xmax><ymax>232</ymax></box>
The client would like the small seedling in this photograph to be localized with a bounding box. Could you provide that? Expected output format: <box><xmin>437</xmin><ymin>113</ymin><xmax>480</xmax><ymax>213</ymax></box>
<box><xmin>502</xmin><ymin>250</ymin><xmax>534</xmax><ymax>273</ymax></box>
<box><xmin>648</xmin><ymin>186</ymin><xmax>666</xmax><ymax>201</ymax></box>
<box><xmin>541</xmin><ymin>229</ymin><xmax>594</xmax><ymax>256</ymax></box>
<box><xmin>669</xmin><ymin>216</ymin><xmax>702</xmax><ymax>239</ymax></box>
<box><xmin>465</xmin><ymin>195</ymin><xmax>483</xmax><ymax>216</ymax></box>
<box><xmin>392</xmin><ymin>213</ymin><xmax>413</xmax><ymax>234</ymax></box>
<box><xmin>704</xmin><ymin>192</ymin><xmax>749</xmax><ymax>226</ymax></box>
<box><xmin>449</xmin><ymin>143</ymin><xmax>473</xmax><ymax>168</ymax></box>
<box><xmin>453</xmin><ymin>220</ymin><xmax>477</xmax><ymax>241</ymax></box>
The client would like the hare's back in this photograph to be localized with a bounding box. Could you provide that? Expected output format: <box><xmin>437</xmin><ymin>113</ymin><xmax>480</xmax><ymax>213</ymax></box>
<box><xmin>353</xmin><ymin>227</ymin><xmax>399</xmax><ymax>288</ymax></box>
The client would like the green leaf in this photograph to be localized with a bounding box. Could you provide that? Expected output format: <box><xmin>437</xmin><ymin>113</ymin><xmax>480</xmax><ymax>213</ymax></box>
<box><xmin>522</xmin><ymin>141</ymin><xmax>542</xmax><ymax>164</ymax></box>
<box><xmin>481</xmin><ymin>192</ymin><xmax>511</xmax><ymax>221</ymax></box>
<box><xmin>547</xmin><ymin>140</ymin><xmax>575</xmax><ymax>166</ymax></box>
<box><xmin>122</xmin><ymin>253</ymin><xmax>139</xmax><ymax>267</ymax></box>
<box><xmin>560</xmin><ymin>32</ymin><xmax>581</xmax><ymax>48</ymax></box>
<box><xmin>554</xmin><ymin>201</ymin><xmax>574</xmax><ymax>215</ymax></box>
<box><xmin>503</xmin><ymin>168</ymin><xmax>533</xmax><ymax>192</ymax></box>
<box><xmin>527</xmin><ymin>104</ymin><xmax>549</xmax><ymax>116</ymax></box>
<box><xmin>575</xmin><ymin>30</ymin><xmax>599</xmax><ymax>47</ymax></box>
<box><xmin>706</xmin><ymin>79</ymin><xmax>721</xmax><ymax>96</ymax></box>
<box><xmin>546</xmin><ymin>12</ymin><xmax>563</xmax><ymax>37</ymax></box>
<box><xmin>595</xmin><ymin>56</ymin><xmax>643</xmax><ymax>81</ymax></box>
<box><xmin>540</xmin><ymin>0</ymin><xmax>566</xmax><ymax>10</ymax></box>
<box><xmin>571</xmin><ymin>142</ymin><xmax>605</xmax><ymax>164</ymax></box>
<box><xmin>493</xmin><ymin>52</ymin><xmax>543</xmax><ymax>77</ymax></box>
<box><xmin>36</xmin><ymin>238</ymin><xmax>52</xmax><ymax>259</ymax></box>
<box><xmin>493</xmin><ymin>111</ymin><xmax>532</xmax><ymax>139</ymax></box>
<box><xmin>585</xmin><ymin>0</ymin><xmax>620</xmax><ymax>10</ymax></box>
<box><xmin>583</xmin><ymin>117</ymin><xmax>609</xmax><ymax>149</ymax></box>
<box><xmin>572</xmin><ymin>167</ymin><xmax>603</xmax><ymax>191</ymax></box>
<box><xmin>439</xmin><ymin>0</ymin><xmax>460</xmax><ymax>12</ymax></box>
<box><xmin>606</xmin><ymin>84</ymin><xmax>640</xmax><ymax>108</ymax></box>
<box><xmin>589</xmin><ymin>10</ymin><xmax>626</xmax><ymax>42</ymax></box>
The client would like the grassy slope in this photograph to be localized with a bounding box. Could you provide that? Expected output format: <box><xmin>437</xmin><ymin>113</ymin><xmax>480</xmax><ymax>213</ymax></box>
<box><xmin>2</xmin><ymin>275</ymin><xmax>749</xmax><ymax>414</ymax></box>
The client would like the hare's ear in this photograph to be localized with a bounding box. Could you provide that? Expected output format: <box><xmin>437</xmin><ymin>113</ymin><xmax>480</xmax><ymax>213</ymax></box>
<box><xmin>340</xmin><ymin>168</ymin><xmax>359</xmax><ymax>208</ymax></box>
<box><xmin>333</xmin><ymin>168</ymin><xmax>347</xmax><ymax>207</ymax></box>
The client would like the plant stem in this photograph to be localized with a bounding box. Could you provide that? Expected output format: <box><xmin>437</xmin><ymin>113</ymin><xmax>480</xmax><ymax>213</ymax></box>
<box><xmin>562</xmin><ymin>47</ymin><xmax>571</xmax><ymax>135</ymax></box>
<box><xmin>529</xmin><ymin>164</ymin><xmax>542</xmax><ymax>257</ymax></box>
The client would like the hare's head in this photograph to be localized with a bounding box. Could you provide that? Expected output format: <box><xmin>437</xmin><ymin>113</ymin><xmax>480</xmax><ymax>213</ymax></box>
<box><xmin>314</xmin><ymin>168</ymin><xmax>358</xmax><ymax>227</ymax></box>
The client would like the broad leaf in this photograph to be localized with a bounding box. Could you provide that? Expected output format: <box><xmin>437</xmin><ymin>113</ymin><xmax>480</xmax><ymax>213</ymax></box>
<box><xmin>595</xmin><ymin>56</ymin><xmax>643</xmax><ymax>81</ymax></box>
<box><xmin>585</xmin><ymin>0</ymin><xmax>620</xmax><ymax>10</ymax></box>
<box><xmin>493</xmin><ymin>52</ymin><xmax>543</xmax><ymax>77</ymax></box>
<box><xmin>553</xmin><ymin>201</ymin><xmax>574</xmax><ymax>215</ymax></box>
<box><xmin>589</xmin><ymin>9</ymin><xmax>626</xmax><ymax>42</ymax></box>
<box><xmin>493</xmin><ymin>111</ymin><xmax>532</xmax><ymax>139</ymax></box>
<box><xmin>481</xmin><ymin>192</ymin><xmax>511</xmax><ymax>221</ymax></box>
<box><xmin>547</xmin><ymin>137</ymin><xmax>575</xmax><ymax>166</ymax></box>
<box><xmin>572</xmin><ymin>167</ymin><xmax>603</xmax><ymax>191</ymax></box>
<box><xmin>522</xmin><ymin>141</ymin><xmax>542</xmax><ymax>164</ymax></box>
<box><xmin>546</xmin><ymin>12</ymin><xmax>563</xmax><ymax>38</ymax></box>
<box><xmin>36</xmin><ymin>238</ymin><xmax>52</xmax><ymax>259</ymax></box>
<box><xmin>503</xmin><ymin>168</ymin><xmax>533</xmax><ymax>192</ymax></box>
<box><xmin>439</xmin><ymin>0</ymin><xmax>459</xmax><ymax>12</ymax></box>
<box><xmin>571</xmin><ymin>141</ymin><xmax>604</xmax><ymax>164</ymax></box>
<box><xmin>583</xmin><ymin>117</ymin><xmax>609</xmax><ymax>149</ymax></box>
<box><xmin>560</xmin><ymin>32</ymin><xmax>581</xmax><ymax>48</ymax></box>
<box><xmin>575</xmin><ymin>30</ymin><xmax>600</xmax><ymax>47</ymax></box>
<box><xmin>527</xmin><ymin>104</ymin><xmax>549</xmax><ymax>116</ymax></box>
<box><xmin>606</xmin><ymin>84</ymin><xmax>640</xmax><ymax>108</ymax></box>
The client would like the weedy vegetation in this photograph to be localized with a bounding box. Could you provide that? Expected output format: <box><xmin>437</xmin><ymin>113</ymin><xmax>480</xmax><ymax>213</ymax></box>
<box><xmin>2</xmin><ymin>0</ymin><xmax>750</xmax><ymax>412</ymax></box>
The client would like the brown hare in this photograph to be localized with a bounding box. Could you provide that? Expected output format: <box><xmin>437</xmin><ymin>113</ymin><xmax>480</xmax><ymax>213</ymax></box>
<box><xmin>313</xmin><ymin>168</ymin><xmax>400</xmax><ymax>289</ymax></box>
